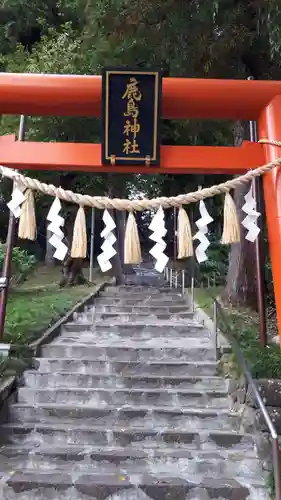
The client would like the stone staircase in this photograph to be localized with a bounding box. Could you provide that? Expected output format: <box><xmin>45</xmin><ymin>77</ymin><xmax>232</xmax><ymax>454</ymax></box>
<box><xmin>0</xmin><ymin>271</ymin><xmax>271</xmax><ymax>499</ymax></box>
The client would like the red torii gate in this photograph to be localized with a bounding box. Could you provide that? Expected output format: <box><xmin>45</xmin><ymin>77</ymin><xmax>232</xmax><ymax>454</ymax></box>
<box><xmin>0</xmin><ymin>73</ymin><xmax>280</xmax><ymax>342</ymax></box>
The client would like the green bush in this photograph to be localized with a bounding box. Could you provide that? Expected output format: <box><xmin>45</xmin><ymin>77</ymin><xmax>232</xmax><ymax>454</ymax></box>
<box><xmin>199</xmin><ymin>243</ymin><xmax>228</xmax><ymax>286</ymax></box>
<box><xmin>0</xmin><ymin>245</ymin><xmax>36</xmax><ymax>281</ymax></box>
<box><xmin>219</xmin><ymin>305</ymin><xmax>281</xmax><ymax>379</ymax></box>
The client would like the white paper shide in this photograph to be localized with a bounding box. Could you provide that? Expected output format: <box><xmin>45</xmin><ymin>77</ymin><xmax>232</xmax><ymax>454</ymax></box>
<box><xmin>193</xmin><ymin>200</ymin><xmax>213</xmax><ymax>263</ymax></box>
<box><xmin>97</xmin><ymin>210</ymin><xmax>117</xmax><ymax>272</ymax></box>
<box><xmin>241</xmin><ymin>186</ymin><xmax>261</xmax><ymax>242</ymax></box>
<box><xmin>7</xmin><ymin>182</ymin><xmax>25</xmax><ymax>218</ymax></box>
<box><xmin>149</xmin><ymin>206</ymin><xmax>169</xmax><ymax>273</ymax></box>
<box><xmin>46</xmin><ymin>197</ymin><xmax>68</xmax><ymax>261</ymax></box>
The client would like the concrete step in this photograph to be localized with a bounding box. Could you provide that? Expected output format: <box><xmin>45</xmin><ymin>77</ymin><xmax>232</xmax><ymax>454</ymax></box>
<box><xmin>95</xmin><ymin>297</ymin><xmax>189</xmax><ymax>306</ymax></box>
<box><xmin>103</xmin><ymin>286</ymin><xmax>186</xmax><ymax>294</ymax></box>
<box><xmin>41</xmin><ymin>343</ymin><xmax>215</xmax><ymax>362</ymax></box>
<box><xmin>100</xmin><ymin>289</ymin><xmax>187</xmax><ymax>297</ymax></box>
<box><xmin>1</xmin><ymin>470</ymin><xmax>269</xmax><ymax>500</ymax></box>
<box><xmin>0</xmin><ymin>423</ymin><xmax>259</xmax><ymax>453</ymax></box>
<box><xmin>9</xmin><ymin>404</ymin><xmax>238</xmax><ymax>430</ymax></box>
<box><xmin>35</xmin><ymin>359</ymin><xmax>218</xmax><ymax>376</ymax></box>
<box><xmin>57</xmin><ymin>333</ymin><xmax>212</xmax><ymax>347</ymax></box>
<box><xmin>88</xmin><ymin>304</ymin><xmax>192</xmax><ymax>314</ymax></box>
<box><xmin>0</xmin><ymin>442</ymin><xmax>263</xmax><ymax>464</ymax></box>
<box><xmin>0</xmin><ymin>452</ymin><xmax>265</xmax><ymax>482</ymax></box>
<box><xmin>17</xmin><ymin>387</ymin><xmax>229</xmax><ymax>408</ymax></box>
<box><xmin>61</xmin><ymin>323</ymin><xmax>207</xmax><ymax>337</ymax></box>
<box><xmin>0</xmin><ymin>446</ymin><xmax>262</xmax><ymax>479</ymax></box>
<box><xmin>92</xmin><ymin>311</ymin><xmax>195</xmax><ymax>322</ymax></box>
<box><xmin>0</xmin><ymin>278</ymin><xmax>270</xmax><ymax>500</ymax></box>
<box><xmin>22</xmin><ymin>372</ymin><xmax>228</xmax><ymax>391</ymax></box>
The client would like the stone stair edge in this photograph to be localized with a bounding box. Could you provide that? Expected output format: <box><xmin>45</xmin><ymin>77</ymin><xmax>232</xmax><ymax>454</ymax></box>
<box><xmin>43</xmin><ymin>341</ymin><xmax>213</xmax><ymax>348</ymax></box>
<box><xmin>64</xmin><ymin>320</ymin><xmax>204</xmax><ymax>326</ymax></box>
<box><xmin>3</xmin><ymin>471</ymin><xmax>267</xmax><ymax>490</ymax></box>
<box><xmin>18</xmin><ymin>386</ymin><xmax>228</xmax><ymax>395</ymax></box>
<box><xmin>31</xmin><ymin>279</ymin><xmax>113</xmax><ymax>354</ymax></box>
<box><xmin>34</xmin><ymin>358</ymin><xmax>218</xmax><ymax>365</ymax></box>
<box><xmin>193</xmin><ymin>299</ymin><xmax>231</xmax><ymax>350</ymax></box>
<box><xmin>23</xmin><ymin>370</ymin><xmax>225</xmax><ymax>380</ymax></box>
<box><xmin>0</xmin><ymin>467</ymin><xmax>267</xmax><ymax>489</ymax></box>
<box><xmin>10</xmin><ymin>402</ymin><xmax>235</xmax><ymax>415</ymax></box>
<box><xmin>0</xmin><ymin>442</ymin><xmax>261</xmax><ymax>458</ymax></box>
<box><xmin>0</xmin><ymin>421</ymin><xmax>253</xmax><ymax>437</ymax></box>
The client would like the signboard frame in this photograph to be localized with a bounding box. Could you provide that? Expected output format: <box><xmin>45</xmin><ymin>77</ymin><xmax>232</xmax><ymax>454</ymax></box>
<box><xmin>101</xmin><ymin>67</ymin><xmax>162</xmax><ymax>166</ymax></box>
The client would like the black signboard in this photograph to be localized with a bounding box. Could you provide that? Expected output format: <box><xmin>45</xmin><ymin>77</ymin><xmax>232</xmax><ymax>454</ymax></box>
<box><xmin>102</xmin><ymin>68</ymin><xmax>162</xmax><ymax>166</ymax></box>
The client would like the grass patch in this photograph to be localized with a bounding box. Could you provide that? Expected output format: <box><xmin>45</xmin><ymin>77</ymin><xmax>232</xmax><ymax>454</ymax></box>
<box><xmin>3</xmin><ymin>265</ymin><xmax>104</xmax><ymax>346</ymax></box>
<box><xmin>194</xmin><ymin>287</ymin><xmax>223</xmax><ymax>316</ymax></box>
<box><xmin>195</xmin><ymin>287</ymin><xmax>281</xmax><ymax>379</ymax></box>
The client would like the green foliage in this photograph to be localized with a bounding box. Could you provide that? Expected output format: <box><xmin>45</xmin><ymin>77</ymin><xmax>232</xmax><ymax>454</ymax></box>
<box><xmin>0</xmin><ymin>355</ymin><xmax>27</xmax><ymax>378</ymax></box>
<box><xmin>0</xmin><ymin>0</ymin><xmax>279</xmax><ymax>306</ymax></box>
<box><xmin>0</xmin><ymin>245</ymin><xmax>36</xmax><ymax>281</ymax></box>
<box><xmin>196</xmin><ymin>287</ymin><xmax>281</xmax><ymax>379</ymax></box>
<box><xmin>3</xmin><ymin>284</ymin><xmax>89</xmax><ymax>344</ymax></box>
<box><xmin>228</xmin><ymin>308</ymin><xmax>281</xmax><ymax>379</ymax></box>
<box><xmin>0</xmin><ymin>266</ymin><xmax>102</xmax><ymax>378</ymax></box>
<box><xmin>199</xmin><ymin>243</ymin><xmax>229</xmax><ymax>286</ymax></box>
<box><xmin>2</xmin><ymin>264</ymin><xmax>99</xmax><ymax>346</ymax></box>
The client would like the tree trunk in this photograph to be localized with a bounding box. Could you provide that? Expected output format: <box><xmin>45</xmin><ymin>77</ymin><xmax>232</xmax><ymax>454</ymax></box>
<box><xmin>106</xmin><ymin>176</ymin><xmax>125</xmax><ymax>285</ymax></box>
<box><xmin>58</xmin><ymin>204</ymin><xmax>87</xmax><ymax>287</ymax></box>
<box><xmin>45</xmin><ymin>229</ymin><xmax>55</xmax><ymax>266</ymax></box>
<box><xmin>222</xmin><ymin>121</ymin><xmax>258</xmax><ymax>310</ymax></box>
<box><xmin>111</xmin><ymin>209</ymin><xmax>125</xmax><ymax>285</ymax></box>
<box><xmin>115</xmin><ymin>210</ymin><xmax>126</xmax><ymax>266</ymax></box>
<box><xmin>222</xmin><ymin>182</ymin><xmax>258</xmax><ymax>309</ymax></box>
<box><xmin>59</xmin><ymin>257</ymin><xmax>86</xmax><ymax>287</ymax></box>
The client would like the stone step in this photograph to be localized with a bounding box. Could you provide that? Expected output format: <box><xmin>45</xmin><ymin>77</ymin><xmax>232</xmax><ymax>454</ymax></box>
<box><xmin>35</xmin><ymin>359</ymin><xmax>218</xmax><ymax>376</ymax></box>
<box><xmin>0</xmin><ymin>442</ymin><xmax>262</xmax><ymax>463</ymax></box>
<box><xmin>17</xmin><ymin>387</ymin><xmax>229</xmax><ymax>407</ymax></box>
<box><xmin>89</xmin><ymin>304</ymin><xmax>192</xmax><ymax>314</ymax></box>
<box><xmin>100</xmin><ymin>289</ymin><xmax>186</xmax><ymax>297</ymax></box>
<box><xmin>9</xmin><ymin>404</ymin><xmax>238</xmax><ymax>430</ymax></box>
<box><xmin>41</xmin><ymin>343</ymin><xmax>215</xmax><ymax>362</ymax></box>
<box><xmin>62</xmin><ymin>323</ymin><xmax>207</xmax><ymax>337</ymax></box>
<box><xmin>97</xmin><ymin>292</ymin><xmax>188</xmax><ymax>300</ymax></box>
<box><xmin>103</xmin><ymin>286</ymin><xmax>185</xmax><ymax>294</ymax></box>
<box><xmin>1</xmin><ymin>470</ymin><xmax>268</xmax><ymax>500</ymax></box>
<box><xmin>0</xmin><ymin>443</ymin><xmax>264</xmax><ymax>478</ymax></box>
<box><xmin>0</xmin><ymin>452</ymin><xmax>265</xmax><ymax>482</ymax></box>
<box><xmin>96</xmin><ymin>298</ymin><xmax>189</xmax><ymax>307</ymax></box>
<box><xmin>0</xmin><ymin>276</ymin><xmax>270</xmax><ymax>500</ymax></box>
<box><xmin>56</xmin><ymin>335</ymin><xmax>214</xmax><ymax>350</ymax></box>
<box><xmin>22</xmin><ymin>372</ymin><xmax>228</xmax><ymax>391</ymax></box>
<box><xmin>92</xmin><ymin>311</ymin><xmax>195</xmax><ymax>322</ymax></box>
<box><xmin>0</xmin><ymin>423</ymin><xmax>258</xmax><ymax>453</ymax></box>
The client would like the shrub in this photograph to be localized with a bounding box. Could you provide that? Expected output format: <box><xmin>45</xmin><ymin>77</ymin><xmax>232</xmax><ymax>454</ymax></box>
<box><xmin>0</xmin><ymin>245</ymin><xmax>36</xmax><ymax>282</ymax></box>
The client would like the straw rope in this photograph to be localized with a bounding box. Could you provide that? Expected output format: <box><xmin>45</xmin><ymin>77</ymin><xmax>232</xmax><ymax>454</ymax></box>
<box><xmin>0</xmin><ymin>139</ymin><xmax>280</xmax><ymax>211</ymax></box>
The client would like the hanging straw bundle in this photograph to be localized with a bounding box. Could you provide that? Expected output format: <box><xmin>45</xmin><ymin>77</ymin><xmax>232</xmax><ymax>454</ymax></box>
<box><xmin>221</xmin><ymin>192</ymin><xmax>240</xmax><ymax>244</ymax></box>
<box><xmin>18</xmin><ymin>189</ymin><xmax>36</xmax><ymax>240</ymax></box>
<box><xmin>71</xmin><ymin>206</ymin><xmax>87</xmax><ymax>258</ymax></box>
<box><xmin>124</xmin><ymin>212</ymin><xmax>142</xmax><ymax>264</ymax></box>
<box><xmin>177</xmin><ymin>206</ymin><xmax>193</xmax><ymax>258</ymax></box>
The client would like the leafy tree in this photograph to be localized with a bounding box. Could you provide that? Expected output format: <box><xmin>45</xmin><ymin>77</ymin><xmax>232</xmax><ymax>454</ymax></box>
<box><xmin>0</xmin><ymin>0</ymin><xmax>280</xmax><ymax>297</ymax></box>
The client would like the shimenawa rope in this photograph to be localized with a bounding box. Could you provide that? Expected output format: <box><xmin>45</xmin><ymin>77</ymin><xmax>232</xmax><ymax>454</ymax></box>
<box><xmin>0</xmin><ymin>137</ymin><xmax>280</xmax><ymax>211</ymax></box>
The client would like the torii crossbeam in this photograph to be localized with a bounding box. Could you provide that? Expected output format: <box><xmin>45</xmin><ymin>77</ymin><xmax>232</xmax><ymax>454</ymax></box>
<box><xmin>0</xmin><ymin>73</ymin><xmax>280</xmax><ymax>343</ymax></box>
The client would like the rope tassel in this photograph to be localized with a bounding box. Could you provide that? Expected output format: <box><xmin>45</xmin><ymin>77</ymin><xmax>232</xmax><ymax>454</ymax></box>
<box><xmin>177</xmin><ymin>206</ymin><xmax>193</xmax><ymax>258</ymax></box>
<box><xmin>221</xmin><ymin>192</ymin><xmax>240</xmax><ymax>244</ymax></box>
<box><xmin>124</xmin><ymin>212</ymin><xmax>142</xmax><ymax>265</ymax></box>
<box><xmin>71</xmin><ymin>206</ymin><xmax>87</xmax><ymax>258</ymax></box>
<box><xmin>18</xmin><ymin>189</ymin><xmax>36</xmax><ymax>240</ymax></box>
